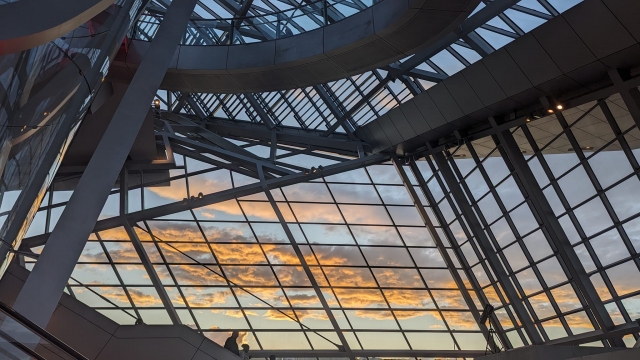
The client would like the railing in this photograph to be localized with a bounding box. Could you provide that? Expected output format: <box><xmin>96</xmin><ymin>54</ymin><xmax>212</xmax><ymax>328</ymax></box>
<box><xmin>0</xmin><ymin>300</ymin><xmax>89</xmax><ymax>359</ymax></box>
<box><xmin>132</xmin><ymin>0</ymin><xmax>378</xmax><ymax>45</ymax></box>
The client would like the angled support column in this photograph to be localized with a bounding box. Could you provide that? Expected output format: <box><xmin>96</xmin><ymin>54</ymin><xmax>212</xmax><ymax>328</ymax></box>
<box><xmin>123</xmin><ymin>220</ymin><xmax>181</xmax><ymax>325</ymax></box>
<box><xmin>392</xmin><ymin>156</ymin><xmax>500</xmax><ymax>351</ymax></box>
<box><xmin>323</xmin><ymin>80</ymin><xmax>387</xmax><ymax>136</ymax></box>
<box><xmin>432</xmin><ymin>152</ymin><xmax>544</xmax><ymax>345</ymax></box>
<box><xmin>12</xmin><ymin>0</ymin><xmax>199</xmax><ymax>328</ymax></box>
<box><xmin>492</xmin><ymin>119</ymin><xmax>624</xmax><ymax>347</ymax></box>
<box><xmin>314</xmin><ymin>85</ymin><xmax>355</xmax><ymax>137</ymax></box>
<box><xmin>245</xmin><ymin>94</ymin><xmax>276</xmax><ymax>129</ymax></box>
<box><xmin>257</xmin><ymin>166</ymin><xmax>354</xmax><ymax>359</ymax></box>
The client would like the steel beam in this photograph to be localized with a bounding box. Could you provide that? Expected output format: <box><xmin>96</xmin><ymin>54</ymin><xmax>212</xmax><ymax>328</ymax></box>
<box><xmin>323</xmin><ymin>79</ymin><xmax>388</xmax><ymax>136</ymax></box>
<box><xmin>21</xmin><ymin>154</ymin><xmax>390</xmax><ymax>249</ymax></box>
<box><xmin>163</xmin><ymin>112</ymin><xmax>365</xmax><ymax>155</ymax></box>
<box><xmin>314</xmin><ymin>85</ymin><xmax>356</xmax><ymax>136</ymax></box>
<box><xmin>245</xmin><ymin>94</ymin><xmax>276</xmax><ymax>129</ymax></box>
<box><xmin>166</xmin><ymin>133</ymin><xmax>294</xmax><ymax>176</ymax></box>
<box><xmin>432</xmin><ymin>151</ymin><xmax>544</xmax><ymax>344</ymax></box>
<box><xmin>257</xmin><ymin>165</ymin><xmax>353</xmax><ymax>358</ymax></box>
<box><xmin>492</xmin><ymin>119</ymin><xmax>624</xmax><ymax>347</ymax></box>
<box><xmin>12</xmin><ymin>0</ymin><xmax>199</xmax><ymax>328</ymax></box>
<box><xmin>544</xmin><ymin>320</ymin><xmax>640</xmax><ymax>347</ymax></box>
<box><xmin>123</xmin><ymin>220</ymin><xmax>181</xmax><ymax>325</ymax></box>
<box><xmin>392</xmin><ymin>156</ymin><xmax>499</xmax><ymax>351</ymax></box>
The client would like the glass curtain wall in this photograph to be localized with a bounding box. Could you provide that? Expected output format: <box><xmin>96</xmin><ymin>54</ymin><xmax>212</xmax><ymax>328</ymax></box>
<box><xmin>20</xmin><ymin>89</ymin><xmax>640</xmax><ymax>352</ymax></box>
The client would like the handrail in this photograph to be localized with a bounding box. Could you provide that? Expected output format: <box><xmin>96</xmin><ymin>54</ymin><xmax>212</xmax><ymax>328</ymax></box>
<box><xmin>0</xmin><ymin>300</ymin><xmax>89</xmax><ymax>360</ymax></box>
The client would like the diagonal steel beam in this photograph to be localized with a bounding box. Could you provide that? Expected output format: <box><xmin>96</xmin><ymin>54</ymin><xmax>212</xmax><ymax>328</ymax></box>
<box><xmin>245</xmin><ymin>93</ymin><xmax>276</xmax><ymax>129</ymax></box>
<box><xmin>314</xmin><ymin>85</ymin><xmax>356</xmax><ymax>137</ymax></box>
<box><xmin>257</xmin><ymin>165</ymin><xmax>354</xmax><ymax>359</ymax></box>
<box><xmin>123</xmin><ymin>219</ymin><xmax>181</xmax><ymax>325</ymax></box>
<box><xmin>165</xmin><ymin>113</ymin><xmax>262</xmax><ymax>160</ymax></box>
<box><xmin>323</xmin><ymin>78</ymin><xmax>388</xmax><ymax>136</ymax></box>
<box><xmin>433</xmin><ymin>151</ymin><xmax>544</xmax><ymax>344</ymax></box>
<box><xmin>166</xmin><ymin>133</ymin><xmax>293</xmax><ymax>176</ymax></box>
<box><xmin>171</xmin><ymin>143</ymin><xmax>265</xmax><ymax>179</ymax></box>
<box><xmin>392</xmin><ymin>156</ymin><xmax>500</xmax><ymax>352</ymax></box>
<box><xmin>490</xmin><ymin>117</ymin><xmax>625</xmax><ymax>347</ymax></box>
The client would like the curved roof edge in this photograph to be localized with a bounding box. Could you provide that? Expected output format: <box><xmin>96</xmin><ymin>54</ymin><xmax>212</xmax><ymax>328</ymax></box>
<box><xmin>356</xmin><ymin>0</ymin><xmax>640</xmax><ymax>156</ymax></box>
<box><xmin>0</xmin><ymin>0</ymin><xmax>117</xmax><ymax>55</ymax></box>
<box><xmin>108</xmin><ymin>0</ymin><xmax>480</xmax><ymax>93</ymax></box>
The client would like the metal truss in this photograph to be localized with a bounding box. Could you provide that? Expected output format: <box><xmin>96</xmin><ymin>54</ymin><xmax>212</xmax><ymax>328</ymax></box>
<box><xmin>159</xmin><ymin>0</ymin><xmax>570</xmax><ymax>140</ymax></box>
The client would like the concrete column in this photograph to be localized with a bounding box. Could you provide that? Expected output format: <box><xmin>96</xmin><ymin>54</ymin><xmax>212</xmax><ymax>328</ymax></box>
<box><xmin>12</xmin><ymin>0</ymin><xmax>198</xmax><ymax>328</ymax></box>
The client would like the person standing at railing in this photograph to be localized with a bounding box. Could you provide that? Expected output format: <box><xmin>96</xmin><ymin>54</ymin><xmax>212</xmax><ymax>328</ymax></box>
<box><xmin>224</xmin><ymin>330</ymin><xmax>240</xmax><ymax>356</ymax></box>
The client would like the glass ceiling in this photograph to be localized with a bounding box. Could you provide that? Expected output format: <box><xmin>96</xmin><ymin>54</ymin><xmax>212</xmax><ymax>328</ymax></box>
<box><xmin>19</xmin><ymin>89</ymin><xmax>640</xmax><ymax>355</ymax></box>
<box><xmin>154</xmin><ymin>0</ymin><xmax>584</xmax><ymax>133</ymax></box>
<box><xmin>12</xmin><ymin>0</ymin><xmax>640</xmax><ymax>357</ymax></box>
<box><xmin>135</xmin><ymin>0</ymin><xmax>376</xmax><ymax>45</ymax></box>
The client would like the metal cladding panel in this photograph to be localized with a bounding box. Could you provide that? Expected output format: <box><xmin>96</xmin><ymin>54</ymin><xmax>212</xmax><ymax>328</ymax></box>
<box><xmin>387</xmin><ymin>107</ymin><xmax>417</xmax><ymax>140</ymax></box>
<box><xmin>332</xmin><ymin>40</ymin><xmax>404</xmax><ymax>74</ymax></box>
<box><xmin>381</xmin><ymin>9</ymin><xmax>461</xmax><ymax>54</ymax></box>
<box><xmin>357</xmin><ymin>126</ymin><xmax>375</xmax><ymax>146</ymax></box>
<box><xmin>603</xmin><ymin>0</ymin><xmax>640</xmax><ymax>42</ymax></box>
<box><xmin>564</xmin><ymin>61</ymin><xmax>611</xmax><ymax>90</ymax></box>
<box><xmin>535</xmin><ymin>74</ymin><xmax>583</xmax><ymax>98</ymax></box>
<box><xmin>399</xmin><ymin>99</ymin><xmax>432</xmax><ymax>134</ymax></box>
<box><xmin>599</xmin><ymin>44</ymin><xmax>640</xmax><ymax>71</ymax></box>
<box><xmin>231</xmin><ymin>70</ymin><xmax>295</xmax><ymax>93</ymax></box>
<box><xmin>377</xmin><ymin>113</ymin><xmax>404</xmax><ymax>144</ymax></box>
<box><xmin>372</xmin><ymin>0</ymin><xmax>410</xmax><ymax>34</ymax></box>
<box><xmin>442</xmin><ymin>75</ymin><xmax>484</xmax><ymax>115</ymax></box>
<box><xmin>177</xmin><ymin>45</ymin><xmax>228</xmax><ymax>70</ymax></box>
<box><xmin>486</xmin><ymin>97</ymin><xmax>522</xmax><ymax>115</ymax></box>
<box><xmin>275</xmin><ymin>29</ymin><xmax>325</xmax><ymax>65</ymax></box>
<box><xmin>183</xmin><ymin>74</ymin><xmax>241</xmax><ymax>93</ymax></box>
<box><xmin>428</xmin><ymin>83</ymin><xmax>465</xmax><ymax>122</ymax></box>
<box><xmin>413</xmin><ymin>92</ymin><xmax>447</xmax><ymax>129</ymax></box>
<box><xmin>422</xmin><ymin>0</ymin><xmax>475</xmax><ymax>11</ymax></box>
<box><xmin>505</xmin><ymin>33</ymin><xmax>563</xmax><ymax>87</ymax></box>
<box><xmin>506</xmin><ymin>86</ymin><xmax>547</xmax><ymax>109</ymax></box>
<box><xmin>282</xmin><ymin>58</ymin><xmax>349</xmax><ymax>87</ymax></box>
<box><xmin>562</xmin><ymin>0</ymin><xmax>636</xmax><ymax>59</ymax></box>
<box><xmin>532</xmin><ymin>17</ymin><xmax>596</xmax><ymax>73</ymax></box>
<box><xmin>461</xmin><ymin>62</ymin><xmax>508</xmax><ymax>107</ymax></box>
<box><xmin>367</xmin><ymin>120</ymin><xmax>392</xmax><ymax>149</ymax></box>
<box><xmin>482</xmin><ymin>48</ymin><xmax>533</xmax><ymax>98</ymax></box>
<box><xmin>226</xmin><ymin>41</ymin><xmax>277</xmax><ymax>71</ymax></box>
<box><xmin>159</xmin><ymin>71</ymin><xmax>192</xmax><ymax>92</ymax></box>
<box><xmin>323</xmin><ymin>8</ymin><xmax>375</xmax><ymax>54</ymax></box>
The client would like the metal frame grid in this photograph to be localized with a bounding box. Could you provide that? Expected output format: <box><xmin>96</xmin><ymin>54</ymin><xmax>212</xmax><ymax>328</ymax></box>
<box><xmin>26</xmin><ymin>151</ymin><xmax>495</xmax><ymax>354</ymax></box>
<box><xmin>16</xmin><ymin>87</ymin><xmax>640</xmax><ymax>356</ymax></box>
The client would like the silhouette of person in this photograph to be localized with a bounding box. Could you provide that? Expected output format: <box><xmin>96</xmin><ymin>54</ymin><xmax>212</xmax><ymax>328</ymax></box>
<box><xmin>240</xmin><ymin>344</ymin><xmax>251</xmax><ymax>360</ymax></box>
<box><xmin>224</xmin><ymin>331</ymin><xmax>240</xmax><ymax>356</ymax></box>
